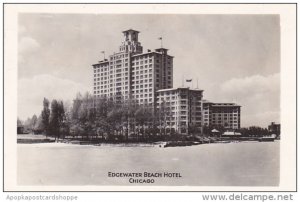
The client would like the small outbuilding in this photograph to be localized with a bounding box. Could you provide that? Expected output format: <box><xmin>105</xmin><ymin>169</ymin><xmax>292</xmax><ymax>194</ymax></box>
<box><xmin>222</xmin><ymin>131</ymin><xmax>242</xmax><ymax>136</ymax></box>
<box><xmin>211</xmin><ymin>129</ymin><xmax>220</xmax><ymax>137</ymax></box>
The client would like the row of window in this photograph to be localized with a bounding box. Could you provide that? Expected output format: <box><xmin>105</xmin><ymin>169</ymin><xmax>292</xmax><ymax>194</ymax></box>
<box><xmin>94</xmin><ymin>84</ymin><xmax>130</xmax><ymax>90</ymax></box>
<box><xmin>94</xmin><ymin>76</ymin><xmax>130</xmax><ymax>82</ymax></box>
<box><xmin>132</xmin><ymin>74</ymin><xmax>153</xmax><ymax>79</ymax></box>
<box><xmin>134</xmin><ymin>94</ymin><xmax>153</xmax><ymax>98</ymax></box>
<box><xmin>211</xmin><ymin>110</ymin><xmax>240</xmax><ymax>113</ymax></box>
<box><xmin>94</xmin><ymin>72</ymin><xmax>171</xmax><ymax>81</ymax></box>
<box><xmin>212</xmin><ymin>114</ymin><xmax>239</xmax><ymax>116</ymax></box>
<box><xmin>212</xmin><ymin>112</ymin><xmax>240</xmax><ymax>115</ymax></box>
<box><xmin>211</xmin><ymin>121</ymin><xmax>239</xmax><ymax>124</ymax></box>
<box><xmin>132</xmin><ymin>54</ymin><xmax>153</xmax><ymax>60</ymax></box>
<box><xmin>158</xmin><ymin>100</ymin><xmax>189</xmax><ymax>105</ymax></box>
<box><xmin>110</xmin><ymin>63</ymin><xmax>128</xmax><ymax>68</ymax></box>
<box><xmin>94</xmin><ymin>67</ymin><xmax>108</xmax><ymax>73</ymax></box>
<box><xmin>212</xmin><ymin>118</ymin><xmax>239</xmax><ymax>121</ymax></box>
<box><xmin>135</xmin><ymin>98</ymin><xmax>153</xmax><ymax>103</ymax></box>
<box><xmin>132</xmin><ymin>64</ymin><xmax>153</xmax><ymax>69</ymax></box>
<box><xmin>132</xmin><ymin>84</ymin><xmax>153</xmax><ymax>89</ymax></box>
<box><xmin>132</xmin><ymin>59</ymin><xmax>152</xmax><ymax>65</ymax></box>
<box><xmin>133</xmin><ymin>68</ymin><xmax>153</xmax><ymax>73</ymax></box>
<box><xmin>204</xmin><ymin>111</ymin><xmax>239</xmax><ymax>115</ymax></box>
<box><xmin>94</xmin><ymin>73</ymin><xmax>129</xmax><ymax>79</ymax></box>
<box><xmin>110</xmin><ymin>53</ymin><xmax>129</xmax><ymax>60</ymax></box>
<box><xmin>133</xmin><ymin>89</ymin><xmax>153</xmax><ymax>93</ymax></box>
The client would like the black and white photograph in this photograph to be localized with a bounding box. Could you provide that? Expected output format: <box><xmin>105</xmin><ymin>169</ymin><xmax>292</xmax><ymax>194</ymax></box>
<box><xmin>3</xmin><ymin>4</ymin><xmax>296</xmax><ymax>192</ymax></box>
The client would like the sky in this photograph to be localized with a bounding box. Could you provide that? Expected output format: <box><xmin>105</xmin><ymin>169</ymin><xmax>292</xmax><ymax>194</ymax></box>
<box><xmin>18</xmin><ymin>14</ymin><xmax>280</xmax><ymax>127</ymax></box>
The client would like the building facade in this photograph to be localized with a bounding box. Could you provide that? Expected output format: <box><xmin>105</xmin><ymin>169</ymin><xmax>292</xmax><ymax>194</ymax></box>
<box><xmin>91</xmin><ymin>29</ymin><xmax>241</xmax><ymax>134</ymax></box>
<box><xmin>268</xmin><ymin>122</ymin><xmax>280</xmax><ymax>137</ymax></box>
<box><xmin>202</xmin><ymin>101</ymin><xmax>241</xmax><ymax>129</ymax></box>
<box><xmin>157</xmin><ymin>88</ymin><xmax>203</xmax><ymax>134</ymax></box>
<box><xmin>92</xmin><ymin>29</ymin><xmax>173</xmax><ymax>106</ymax></box>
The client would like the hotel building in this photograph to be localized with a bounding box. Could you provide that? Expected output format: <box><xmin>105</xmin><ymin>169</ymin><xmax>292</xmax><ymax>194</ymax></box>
<box><xmin>91</xmin><ymin>29</ymin><xmax>241</xmax><ymax>134</ymax></box>
<box><xmin>157</xmin><ymin>88</ymin><xmax>203</xmax><ymax>134</ymax></box>
<box><xmin>202</xmin><ymin>101</ymin><xmax>241</xmax><ymax>129</ymax></box>
<box><xmin>92</xmin><ymin>29</ymin><xmax>173</xmax><ymax>106</ymax></box>
<box><xmin>268</xmin><ymin>122</ymin><xmax>280</xmax><ymax>137</ymax></box>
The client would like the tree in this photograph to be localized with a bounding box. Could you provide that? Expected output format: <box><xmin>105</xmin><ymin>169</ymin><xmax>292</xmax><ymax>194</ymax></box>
<box><xmin>158</xmin><ymin>100</ymin><xmax>172</xmax><ymax>136</ymax></box>
<box><xmin>41</xmin><ymin>98</ymin><xmax>50</xmax><ymax>137</ymax></box>
<box><xmin>135</xmin><ymin>105</ymin><xmax>152</xmax><ymax>140</ymax></box>
<box><xmin>24</xmin><ymin>117</ymin><xmax>32</xmax><ymax>131</ymax></box>
<box><xmin>49</xmin><ymin>100</ymin><xmax>59</xmax><ymax>139</ymax></box>
<box><xmin>107</xmin><ymin>107</ymin><xmax>123</xmax><ymax>139</ymax></box>
<box><xmin>49</xmin><ymin>100</ymin><xmax>66</xmax><ymax>141</ymax></box>
<box><xmin>17</xmin><ymin>118</ymin><xmax>23</xmax><ymax>127</ymax></box>
<box><xmin>17</xmin><ymin>118</ymin><xmax>24</xmax><ymax>134</ymax></box>
<box><xmin>33</xmin><ymin>115</ymin><xmax>44</xmax><ymax>134</ymax></box>
<box><xmin>30</xmin><ymin>114</ymin><xmax>38</xmax><ymax>132</ymax></box>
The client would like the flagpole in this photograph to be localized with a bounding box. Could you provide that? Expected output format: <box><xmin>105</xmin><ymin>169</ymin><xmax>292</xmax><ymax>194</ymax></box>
<box><xmin>158</xmin><ymin>37</ymin><xmax>163</xmax><ymax>48</ymax></box>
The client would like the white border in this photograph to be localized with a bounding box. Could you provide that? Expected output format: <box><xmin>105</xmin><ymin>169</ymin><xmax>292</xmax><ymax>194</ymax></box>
<box><xmin>3</xmin><ymin>3</ymin><xmax>297</xmax><ymax>191</ymax></box>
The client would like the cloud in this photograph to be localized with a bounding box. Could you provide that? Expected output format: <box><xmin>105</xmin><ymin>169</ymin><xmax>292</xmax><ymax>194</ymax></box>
<box><xmin>18</xmin><ymin>36</ymin><xmax>40</xmax><ymax>54</ymax></box>
<box><xmin>244</xmin><ymin>111</ymin><xmax>280</xmax><ymax>128</ymax></box>
<box><xmin>18</xmin><ymin>75</ymin><xmax>90</xmax><ymax>120</ymax></box>
<box><xmin>221</xmin><ymin>73</ymin><xmax>279</xmax><ymax>98</ymax></box>
<box><xmin>217</xmin><ymin>73</ymin><xmax>280</xmax><ymax>127</ymax></box>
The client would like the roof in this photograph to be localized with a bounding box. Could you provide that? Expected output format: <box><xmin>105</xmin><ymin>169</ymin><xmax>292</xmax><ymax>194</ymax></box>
<box><xmin>212</xmin><ymin>103</ymin><xmax>240</xmax><ymax>107</ymax></box>
<box><xmin>155</xmin><ymin>48</ymin><xmax>169</xmax><ymax>51</ymax></box>
<box><xmin>211</xmin><ymin>129</ymin><xmax>219</xmax><ymax>133</ymax></box>
<box><xmin>92</xmin><ymin>60</ymin><xmax>109</xmax><ymax>67</ymax></box>
<box><xmin>122</xmin><ymin>29</ymin><xmax>140</xmax><ymax>33</ymax></box>
<box><xmin>223</xmin><ymin>131</ymin><xmax>242</xmax><ymax>136</ymax></box>
<box><xmin>131</xmin><ymin>51</ymin><xmax>174</xmax><ymax>58</ymax></box>
<box><xmin>157</xmin><ymin>87</ymin><xmax>203</xmax><ymax>93</ymax></box>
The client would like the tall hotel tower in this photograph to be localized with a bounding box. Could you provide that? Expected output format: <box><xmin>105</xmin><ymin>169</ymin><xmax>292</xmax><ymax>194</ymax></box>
<box><xmin>92</xmin><ymin>29</ymin><xmax>173</xmax><ymax>107</ymax></box>
<box><xmin>92</xmin><ymin>29</ymin><xmax>240</xmax><ymax>134</ymax></box>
